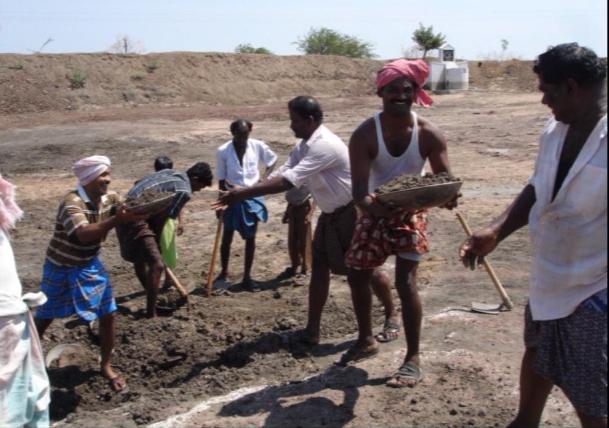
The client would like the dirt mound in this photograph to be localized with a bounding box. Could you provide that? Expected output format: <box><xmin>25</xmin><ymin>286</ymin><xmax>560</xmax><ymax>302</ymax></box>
<box><xmin>467</xmin><ymin>60</ymin><xmax>536</xmax><ymax>92</ymax></box>
<box><xmin>0</xmin><ymin>53</ymin><xmax>540</xmax><ymax>116</ymax></box>
<box><xmin>0</xmin><ymin>52</ymin><xmax>383</xmax><ymax>115</ymax></box>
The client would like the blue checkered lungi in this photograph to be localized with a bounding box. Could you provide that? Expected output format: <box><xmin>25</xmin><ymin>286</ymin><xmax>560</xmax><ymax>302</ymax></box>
<box><xmin>223</xmin><ymin>196</ymin><xmax>268</xmax><ymax>239</ymax></box>
<box><xmin>35</xmin><ymin>257</ymin><xmax>117</xmax><ymax>322</ymax></box>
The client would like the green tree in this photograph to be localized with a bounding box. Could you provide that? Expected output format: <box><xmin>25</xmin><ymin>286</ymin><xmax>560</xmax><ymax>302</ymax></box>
<box><xmin>295</xmin><ymin>27</ymin><xmax>375</xmax><ymax>58</ymax></box>
<box><xmin>235</xmin><ymin>43</ymin><xmax>272</xmax><ymax>54</ymax></box>
<box><xmin>411</xmin><ymin>23</ymin><xmax>446</xmax><ymax>59</ymax></box>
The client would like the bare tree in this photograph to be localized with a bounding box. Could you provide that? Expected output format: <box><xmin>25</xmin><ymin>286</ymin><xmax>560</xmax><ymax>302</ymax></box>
<box><xmin>108</xmin><ymin>35</ymin><xmax>144</xmax><ymax>54</ymax></box>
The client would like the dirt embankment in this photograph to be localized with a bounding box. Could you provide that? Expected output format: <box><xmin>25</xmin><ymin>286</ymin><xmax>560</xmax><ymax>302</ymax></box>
<box><xmin>0</xmin><ymin>52</ymin><xmax>538</xmax><ymax>116</ymax></box>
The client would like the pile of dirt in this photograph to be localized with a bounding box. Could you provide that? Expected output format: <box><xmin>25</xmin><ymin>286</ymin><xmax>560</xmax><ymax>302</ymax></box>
<box><xmin>0</xmin><ymin>53</ymin><xmax>540</xmax><ymax>116</ymax></box>
<box><xmin>125</xmin><ymin>189</ymin><xmax>174</xmax><ymax>215</ymax></box>
<box><xmin>376</xmin><ymin>172</ymin><xmax>459</xmax><ymax>194</ymax></box>
<box><xmin>0</xmin><ymin>52</ymin><xmax>383</xmax><ymax>115</ymax></box>
<box><xmin>467</xmin><ymin>60</ymin><xmax>537</xmax><ymax>92</ymax></box>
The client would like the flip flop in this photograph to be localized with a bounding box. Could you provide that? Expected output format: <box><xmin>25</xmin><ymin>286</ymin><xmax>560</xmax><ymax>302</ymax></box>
<box><xmin>336</xmin><ymin>344</ymin><xmax>379</xmax><ymax>367</ymax></box>
<box><xmin>386</xmin><ymin>360</ymin><xmax>423</xmax><ymax>388</ymax></box>
<box><xmin>375</xmin><ymin>318</ymin><xmax>400</xmax><ymax>343</ymax></box>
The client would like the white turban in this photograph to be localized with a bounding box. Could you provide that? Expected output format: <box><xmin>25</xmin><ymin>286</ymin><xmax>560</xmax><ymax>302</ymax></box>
<box><xmin>72</xmin><ymin>155</ymin><xmax>111</xmax><ymax>186</ymax></box>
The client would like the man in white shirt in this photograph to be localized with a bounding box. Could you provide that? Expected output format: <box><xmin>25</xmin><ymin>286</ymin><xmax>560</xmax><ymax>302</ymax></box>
<box><xmin>460</xmin><ymin>43</ymin><xmax>607</xmax><ymax>428</ymax></box>
<box><xmin>215</xmin><ymin>119</ymin><xmax>277</xmax><ymax>289</ymax></box>
<box><xmin>214</xmin><ymin>96</ymin><xmax>398</xmax><ymax>347</ymax></box>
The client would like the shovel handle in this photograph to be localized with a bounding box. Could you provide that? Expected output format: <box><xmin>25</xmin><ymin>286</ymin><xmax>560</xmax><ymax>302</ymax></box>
<box><xmin>456</xmin><ymin>211</ymin><xmax>514</xmax><ymax>310</ymax></box>
<box><xmin>165</xmin><ymin>267</ymin><xmax>188</xmax><ymax>298</ymax></box>
<box><xmin>206</xmin><ymin>218</ymin><xmax>223</xmax><ymax>296</ymax></box>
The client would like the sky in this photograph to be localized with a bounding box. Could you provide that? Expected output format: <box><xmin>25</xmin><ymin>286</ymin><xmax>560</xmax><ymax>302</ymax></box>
<box><xmin>0</xmin><ymin>0</ymin><xmax>606</xmax><ymax>60</ymax></box>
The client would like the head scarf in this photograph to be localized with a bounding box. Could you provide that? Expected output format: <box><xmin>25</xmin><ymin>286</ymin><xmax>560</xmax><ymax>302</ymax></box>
<box><xmin>376</xmin><ymin>59</ymin><xmax>433</xmax><ymax>106</ymax></box>
<box><xmin>0</xmin><ymin>174</ymin><xmax>23</xmax><ymax>234</ymax></box>
<box><xmin>72</xmin><ymin>155</ymin><xmax>111</xmax><ymax>186</ymax></box>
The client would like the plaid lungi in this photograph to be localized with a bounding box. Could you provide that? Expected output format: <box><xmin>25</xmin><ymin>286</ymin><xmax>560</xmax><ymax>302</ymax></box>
<box><xmin>35</xmin><ymin>257</ymin><xmax>117</xmax><ymax>322</ymax></box>
<box><xmin>345</xmin><ymin>209</ymin><xmax>428</xmax><ymax>270</ymax></box>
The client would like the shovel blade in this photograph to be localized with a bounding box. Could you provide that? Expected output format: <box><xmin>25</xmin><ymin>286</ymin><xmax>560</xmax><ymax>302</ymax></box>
<box><xmin>471</xmin><ymin>302</ymin><xmax>502</xmax><ymax>315</ymax></box>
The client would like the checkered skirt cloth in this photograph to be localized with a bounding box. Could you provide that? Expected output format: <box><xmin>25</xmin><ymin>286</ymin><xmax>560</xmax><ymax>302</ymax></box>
<box><xmin>35</xmin><ymin>257</ymin><xmax>116</xmax><ymax>322</ymax></box>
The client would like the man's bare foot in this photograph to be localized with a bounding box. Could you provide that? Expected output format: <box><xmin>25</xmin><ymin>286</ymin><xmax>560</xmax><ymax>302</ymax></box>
<box><xmin>101</xmin><ymin>366</ymin><xmax>128</xmax><ymax>392</ymax></box>
<box><xmin>337</xmin><ymin>340</ymin><xmax>379</xmax><ymax>366</ymax></box>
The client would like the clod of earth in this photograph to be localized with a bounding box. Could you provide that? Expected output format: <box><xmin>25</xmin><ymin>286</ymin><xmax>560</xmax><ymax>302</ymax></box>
<box><xmin>376</xmin><ymin>172</ymin><xmax>460</xmax><ymax>195</ymax></box>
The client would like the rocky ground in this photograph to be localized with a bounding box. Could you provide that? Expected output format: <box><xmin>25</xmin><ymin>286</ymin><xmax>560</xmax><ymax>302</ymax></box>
<box><xmin>0</xmin><ymin>53</ymin><xmax>579</xmax><ymax>427</ymax></box>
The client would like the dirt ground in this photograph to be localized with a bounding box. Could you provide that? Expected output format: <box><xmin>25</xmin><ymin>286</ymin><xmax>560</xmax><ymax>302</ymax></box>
<box><xmin>0</xmin><ymin>56</ymin><xmax>579</xmax><ymax>428</ymax></box>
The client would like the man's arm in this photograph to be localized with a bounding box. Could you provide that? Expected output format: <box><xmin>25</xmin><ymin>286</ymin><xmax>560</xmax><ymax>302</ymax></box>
<box><xmin>460</xmin><ymin>184</ymin><xmax>537</xmax><ymax>269</ymax></box>
<box><xmin>213</xmin><ymin>175</ymin><xmax>293</xmax><ymax>208</ymax></box>
<box><xmin>74</xmin><ymin>204</ymin><xmax>144</xmax><ymax>244</ymax></box>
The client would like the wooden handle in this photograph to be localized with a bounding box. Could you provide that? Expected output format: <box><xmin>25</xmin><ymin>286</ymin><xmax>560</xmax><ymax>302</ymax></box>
<box><xmin>456</xmin><ymin>211</ymin><xmax>514</xmax><ymax>310</ymax></box>
<box><xmin>165</xmin><ymin>267</ymin><xmax>188</xmax><ymax>298</ymax></box>
<box><xmin>206</xmin><ymin>218</ymin><xmax>223</xmax><ymax>296</ymax></box>
<box><xmin>304</xmin><ymin>222</ymin><xmax>313</xmax><ymax>272</ymax></box>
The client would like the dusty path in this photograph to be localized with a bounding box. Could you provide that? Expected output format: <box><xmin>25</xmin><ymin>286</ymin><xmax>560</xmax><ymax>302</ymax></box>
<box><xmin>0</xmin><ymin>91</ymin><xmax>579</xmax><ymax>427</ymax></box>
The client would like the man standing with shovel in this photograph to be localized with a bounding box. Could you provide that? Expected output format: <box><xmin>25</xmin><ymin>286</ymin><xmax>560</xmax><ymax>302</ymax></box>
<box><xmin>344</xmin><ymin>59</ymin><xmax>458</xmax><ymax>385</ymax></box>
<box><xmin>461</xmin><ymin>43</ymin><xmax>607</xmax><ymax>428</ymax></box>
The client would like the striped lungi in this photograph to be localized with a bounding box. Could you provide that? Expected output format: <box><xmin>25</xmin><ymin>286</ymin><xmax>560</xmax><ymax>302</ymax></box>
<box><xmin>35</xmin><ymin>257</ymin><xmax>117</xmax><ymax>322</ymax></box>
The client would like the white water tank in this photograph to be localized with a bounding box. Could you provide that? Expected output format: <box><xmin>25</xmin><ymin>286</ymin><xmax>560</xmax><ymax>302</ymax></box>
<box><xmin>426</xmin><ymin>61</ymin><xmax>469</xmax><ymax>90</ymax></box>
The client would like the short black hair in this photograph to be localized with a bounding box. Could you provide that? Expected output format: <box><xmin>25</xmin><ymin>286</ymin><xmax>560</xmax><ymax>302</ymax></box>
<box><xmin>154</xmin><ymin>155</ymin><xmax>173</xmax><ymax>171</ymax></box>
<box><xmin>186</xmin><ymin>162</ymin><xmax>213</xmax><ymax>185</ymax></box>
<box><xmin>533</xmin><ymin>43</ymin><xmax>606</xmax><ymax>87</ymax></box>
<box><xmin>230</xmin><ymin>119</ymin><xmax>253</xmax><ymax>135</ymax></box>
<box><xmin>288</xmin><ymin>96</ymin><xmax>323</xmax><ymax>123</ymax></box>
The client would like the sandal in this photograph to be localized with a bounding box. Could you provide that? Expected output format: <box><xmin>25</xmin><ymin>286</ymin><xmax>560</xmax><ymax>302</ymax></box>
<box><xmin>375</xmin><ymin>318</ymin><xmax>400</xmax><ymax>343</ymax></box>
<box><xmin>336</xmin><ymin>343</ymin><xmax>379</xmax><ymax>367</ymax></box>
<box><xmin>386</xmin><ymin>360</ymin><xmax>423</xmax><ymax>388</ymax></box>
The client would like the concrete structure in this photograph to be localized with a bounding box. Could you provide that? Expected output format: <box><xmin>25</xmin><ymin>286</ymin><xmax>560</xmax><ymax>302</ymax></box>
<box><xmin>426</xmin><ymin>43</ymin><xmax>469</xmax><ymax>91</ymax></box>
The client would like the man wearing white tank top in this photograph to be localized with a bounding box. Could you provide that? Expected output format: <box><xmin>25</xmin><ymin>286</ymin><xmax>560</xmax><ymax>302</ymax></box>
<box><xmin>342</xmin><ymin>59</ymin><xmax>458</xmax><ymax>385</ymax></box>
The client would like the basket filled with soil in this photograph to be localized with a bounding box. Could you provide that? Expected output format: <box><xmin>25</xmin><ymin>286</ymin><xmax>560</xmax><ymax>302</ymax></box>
<box><xmin>124</xmin><ymin>189</ymin><xmax>175</xmax><ymax>216</ymax></box>
<box><xmin>375</xmin><ymin>172</ymin><xmax>462</xmax><ymax>210</ymax></box>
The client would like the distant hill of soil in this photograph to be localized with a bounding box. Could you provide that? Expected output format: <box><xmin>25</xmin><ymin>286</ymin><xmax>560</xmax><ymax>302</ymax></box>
<box><xmin>0</xmin><ymin>52</ymin><xmax>537</xmax><ymax>115</ymax></box>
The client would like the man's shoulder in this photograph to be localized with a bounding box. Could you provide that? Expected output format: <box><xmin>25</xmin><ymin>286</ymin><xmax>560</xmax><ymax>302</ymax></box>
<box><xmin>217</xmin><ymin>140</ymin><xmax>232</xmax><ymax>153</ymax></box>
<box><xmin>351</xmin><ymin>117</ymin><xmax>376</xmax><ymax>143</ymax></box>
<box><xmin>62</xmin><ymin>190</ymin><xmax>83</xmax><ymax>205</ymax></box>
<box><xmin>316</xmin><ymin>125</ymin><xmax>345</xmax><ymax>145</ymax></box>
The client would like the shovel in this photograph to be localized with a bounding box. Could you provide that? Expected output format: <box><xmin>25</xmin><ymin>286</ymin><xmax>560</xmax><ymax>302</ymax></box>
<box><xmin>456</xmin><ymin>211</ymin><xmax>514</xmax><ymax>314</ymax></box>
<box><xmin>206</xmin><ymin>217</ymin><xmax>223</xmax><ymax>296</ymax></box>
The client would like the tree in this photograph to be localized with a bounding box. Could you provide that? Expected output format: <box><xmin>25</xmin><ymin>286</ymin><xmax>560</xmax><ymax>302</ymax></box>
<box><xmin>501</xmin><ymin>39</ymin><xmax>509</xmax><ymax>59</ymax></box>
<box><xmin>295</xmin><ymin>27</ymin><xmax>375</xmax><ymax>58</ymax></box>
<box><xmin>411</xmin><ymin>23</ymin><xmax>446</xmax><ymax>59</ymax></box>
<box><xmin>108</xmin><ymin>35</ymin><xmax>144</xmax><ymax>54</ymax></box>
<box><xmin>235</xmin><ymin>43</ymin><xmax>272</xmax><ymax>54</ymax></box>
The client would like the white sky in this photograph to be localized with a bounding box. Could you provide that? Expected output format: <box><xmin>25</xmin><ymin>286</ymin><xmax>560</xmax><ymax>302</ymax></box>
<box><xmin>0</xmin><ymin>0</ymin><xmax>606</xmax><ymax>59</ymax></box>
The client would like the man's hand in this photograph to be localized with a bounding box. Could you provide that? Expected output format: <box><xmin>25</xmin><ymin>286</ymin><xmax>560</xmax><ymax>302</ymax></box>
<box><xmin>212</xmin><ymin>190</ymin><xmax>239</xmax><ymax>212</ymax></box>
<box><xmin>357</xmin><ymin>194</ymin><xmax>398</xmax><ymax>218</ymax></box>
<box><xmin>440</xmin><ymin>192</ymin><xmax>462</xmax><ymax>210</ymax></box>
<box><xmin>459</xmin><ymin>227</ymin><xmax>498</xmax><ymax>270</ymax></box>
<box><xmin>115</xmin><ymin>204</ymin><xmax>149</xmax><ymax>224</ymax></box>
<box><xmin>176</xmin><ymin>224</ymin><xmax>184</xmax><ymax>236</ymax></box>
